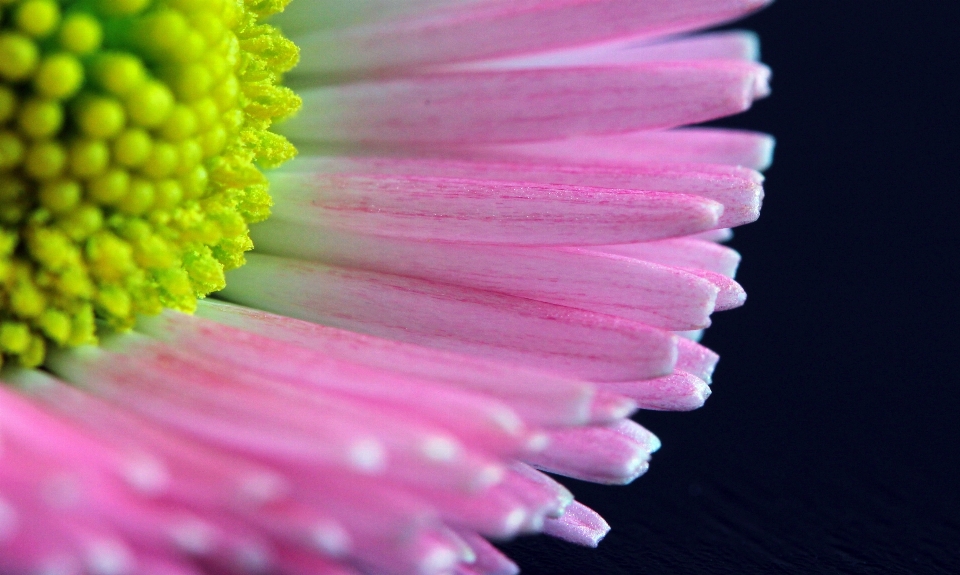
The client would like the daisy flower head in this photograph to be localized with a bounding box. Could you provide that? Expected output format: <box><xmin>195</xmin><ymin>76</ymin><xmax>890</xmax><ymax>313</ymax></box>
<box><xmin>0</xmin><ymin>1</ymin><xmax>774</xmax><ymax>574</ymax></box>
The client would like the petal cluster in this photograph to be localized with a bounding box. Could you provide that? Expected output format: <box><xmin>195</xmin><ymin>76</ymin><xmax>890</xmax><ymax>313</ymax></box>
<box><xmin>0</xmin><ymin>1</ymin><xmax>774</xmax><ymax>574</ymax></box>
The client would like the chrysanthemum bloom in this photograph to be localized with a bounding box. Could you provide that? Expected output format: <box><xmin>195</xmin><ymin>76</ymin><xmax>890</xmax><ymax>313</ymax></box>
<box><xmin>0</xmin><ymin>0</ymin><xmax>773</xmax><ymax>573</ymax></box>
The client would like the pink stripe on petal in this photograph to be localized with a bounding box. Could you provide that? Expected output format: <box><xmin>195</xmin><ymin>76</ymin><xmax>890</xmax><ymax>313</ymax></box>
<box><xmin>268</xmin><ymin>171</ymin><xmax>725</xmax><ymax>245</ymax></box>
<box><xmin>542</xmin><ymin>502</ymin><xmax>610</xmax><ymax>548</ymax></box>
<box><xmin>596</xmin><ymin>371</ymin><xmax>712</xmax><ymax>411</ymax></box>
<box><xmin>290</xmin><ymin>0</ymin><xmax>773</xmax><ymax>75</ymax></box>
<box><xmin>252</xmin><ymin>222</ymin><xmax>722</xmax><ymax>330</ymax></box>
<box><xmin>194</xmin><ymin>300</ymin><xmax>595</xmax><ymax>427</ymax></box>
<box><xmin>221</xmin><ymin>255</ymin><xmax>679</xmax><ymax>382</ymax></box>
<box><xmin>596</xmin><ymin>238</ymin><xmax>741</xmax><ymax>278</ymax></box>
<box><xmin>280</xmin><ymin>155</ymin><xmax>762</xmax><ymax>229</ymax></box>
<box><xmin>286</xmin><ymin>62</ymin><xmax>770</xmax><ymax>144</ymax></box>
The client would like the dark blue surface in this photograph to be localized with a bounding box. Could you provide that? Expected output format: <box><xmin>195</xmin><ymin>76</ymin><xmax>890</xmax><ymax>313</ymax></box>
<box><xmin>500</xmin><ymin>3</ymin><xmax>960</xmax><ymax>573</ymax></box>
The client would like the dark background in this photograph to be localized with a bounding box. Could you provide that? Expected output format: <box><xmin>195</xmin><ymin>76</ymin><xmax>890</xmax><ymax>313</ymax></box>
<box><xmin>501</xmin><ymin>2</ymin><xmax>960</xmax><ymax>573</ymax></box>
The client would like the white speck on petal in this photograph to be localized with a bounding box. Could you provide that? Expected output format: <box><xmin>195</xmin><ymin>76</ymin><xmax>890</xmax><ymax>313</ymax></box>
<box><xmin>170</xmin><ymin>518</ymin><xmax>215</xmax><ymax>555</ymax></box>
<box><xmin>526</xmin><ymin>432</ymin><xmax>551</xmax><ymax>452</ymax></box>
<box><xmin>309</xmin><ymin>521</ymin><xmax>351</xmax><ymax>556</ymax></box>
<box><xmin>471</xmin><ymin>464</ymin><xmax>505</xmax><ymax>491</ymax></box>
<box><xmin>504</xmin><ymin>508</ymin><xmax>528</xmax><ymax>534</ymax></box>
<box><xmin>490</xmin><ymin>407</ymin><xmax>523</xmax><ymax>434</ymax></box>
<box><xmin>85</xmin><ymin>539</ymin><xmax>132</xmax><ymax>575</ymax></box>
<box><xmin>421</xmin><ymin>435</ymin><xmax>459</xmax><ymax>462</ymax></box>
<box><xmin>348</xmin><ymin>438</ymin><xmax>385</xmax><ymax>472</ymax></box>
<box><xmin>122</xmin><ymin>453</ymin><xmax>169</xmax><ymax>495</ymax></box>
<box><xmin>420</xmin><ymin>546</ymin><xmax>458</xmax><ymax>575</ymax></box>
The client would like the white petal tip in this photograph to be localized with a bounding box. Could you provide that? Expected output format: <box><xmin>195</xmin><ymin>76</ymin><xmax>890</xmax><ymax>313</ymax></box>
<box><xmin>753</xmin><ymin>66</ymin><xmax>772</xmax><ymax>99</ymax></box>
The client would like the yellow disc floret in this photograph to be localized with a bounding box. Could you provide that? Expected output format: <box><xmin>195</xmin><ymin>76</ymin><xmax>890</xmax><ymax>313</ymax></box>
<box><xmin>0</xmin><ymin>0</ymin><xmax>299</xmax><ymax>366</ymax></box>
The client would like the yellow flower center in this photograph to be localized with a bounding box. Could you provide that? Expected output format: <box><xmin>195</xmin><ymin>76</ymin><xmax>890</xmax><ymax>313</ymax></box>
<box><xmin>0</xmin><ymin>0</ymin><xmax>299</xmax><ymax>366</ymax></box>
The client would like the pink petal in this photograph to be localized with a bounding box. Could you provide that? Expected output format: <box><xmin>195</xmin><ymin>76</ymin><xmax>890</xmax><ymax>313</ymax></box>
<box><xmin>286</xmin><ymin>62</ymin><xmax>770</xmax><ymax>144</ymax></box>
<box><xmin>464</xmin><ymin>30</ymin><xmax>760</xmax><ymax>70</ymax></box>
<box><xmin>193</xmin><ymin>301</ymin><xmax>596</xmax><ymax>427</ymax></box>
<box><xmin>277</xmin><ymin>155</ymin><xmax>764</xmax><ymax>229</ymax></box>
<box><xmin>542</xmin><ymin>502</ymin><xmax>610</xmax><ymax>548</ymax></box>
<box><xmin>524</xmin><ymin>421</ymin><xmax>659</xmax><ymax>485</ymax></box>
<box><xmin>680</xmin><ymin>267</ymin><xmax>747</xmax><ymax>311</ymax></box>
<box><xmin>267</xmin><ymin>171</ymin><xmax>724</xmax><ymax>245</ymax></box>
<box><xmin>253</xmin><ymin>222</ymin><xmax>722</xmax><ymax>330</ymax></box>
<box><xmin>288</xmin><ymin>0</ymin><xmax>773</xmax><ymax>74</ymax></box>
<box><xmin>221</xmin><ymin>255</ymin><xmax>679</xmax><ymax>382</ymax></box>
<box><xmin>596</xmin><ymin>371</ymin><xmax>712</xmax><ymax>411</ymax></box>
<box><xmin>440</xmin><ymin>128</ymin><xmax>774</xmax><ymax>171</ymax></box>
<box><xmin>676</xmin><ymin>338</ymin><xmax>721</xmax><ymax>383</ymax></box>
<box><xmin>596</xmin><ymin>237</ymin><xmax>742</xmax><ymax>278</ymax></box>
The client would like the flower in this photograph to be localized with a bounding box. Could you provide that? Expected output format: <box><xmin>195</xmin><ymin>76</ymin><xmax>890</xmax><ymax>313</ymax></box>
<box><xmin>0</xmin><ymin>1</ymin><xmax>774</xmax><ymax>574</ymax></box>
